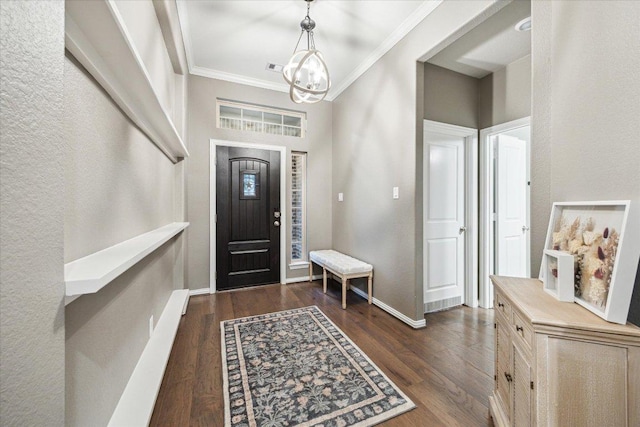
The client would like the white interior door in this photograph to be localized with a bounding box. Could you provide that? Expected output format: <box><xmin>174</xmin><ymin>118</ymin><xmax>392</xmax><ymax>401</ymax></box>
<box><xmin>424</xmin><ymin>128</ymin><xmax>466</xmax><ymax>311</ymax></box>
<box><xmin>496</xmin><ymin>134</ymin><xmax>528</xmax><ymax>277</ymax></box>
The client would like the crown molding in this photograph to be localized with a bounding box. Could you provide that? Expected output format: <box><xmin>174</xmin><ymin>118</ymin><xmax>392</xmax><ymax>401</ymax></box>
<box><xmin>175</xmin><ymin>0</ymin><xmax>195</xmax><ymax>72</ymax></box>
<box><xmin>326</xmin><ymin>0</ymin><xmax>443</xmax><ymax>101</ymax></box>
<box><xmin>177</xmin><ymin>0</ymin><xmax>442</xmax><ymax>102</ymax></box>
<box><xmin>190</xmin><ymin>66</ymin><xmax>290</xmax><ymax>94</ymax></box>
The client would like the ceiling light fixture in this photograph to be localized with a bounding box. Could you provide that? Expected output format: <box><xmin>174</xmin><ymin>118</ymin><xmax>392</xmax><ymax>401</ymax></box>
<box><xmin>283</xmin><ymin>0</ymin><xmax>330</xmax><ymax>104</ymax></box>
<box><xmin>515</xmin><ymin>17</ymin><xmax>532</xmax><ymax>32</ymax></box>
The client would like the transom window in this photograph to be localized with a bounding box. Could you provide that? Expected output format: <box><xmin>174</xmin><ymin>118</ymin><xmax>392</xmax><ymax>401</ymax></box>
<box><xmin>217</xmin><ymin>99</ymin><xmax>306</xmax><ymax>138</ymax></box>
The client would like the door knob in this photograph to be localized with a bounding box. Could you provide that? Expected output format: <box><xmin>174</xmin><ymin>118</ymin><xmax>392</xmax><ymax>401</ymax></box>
<box><xmin>459</xmin><ymin>226</ymin><xmax>467</xmax><ymax>234</ymax></box>
<box><xmin>274</xmin><ymin>220</ymin><xmax>280</xmax><ymax>227</ymax></box>
<box><xmin>522</xmin><ymin>225</ymin><xmax>530</xmax><ymax>232</ymax></box>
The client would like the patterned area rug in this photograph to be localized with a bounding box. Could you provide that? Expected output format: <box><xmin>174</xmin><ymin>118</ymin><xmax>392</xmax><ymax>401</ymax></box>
<box><xmin>221</xmin><ymin>306</ymin><xmax>415</xmax><ymax>427</ymax></box>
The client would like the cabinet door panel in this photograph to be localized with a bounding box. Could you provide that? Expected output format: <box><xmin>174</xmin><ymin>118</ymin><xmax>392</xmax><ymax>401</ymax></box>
<box><xmin>513</xmin><ymin>342</ymin><xmax>532</xmax><ymax>426</ymax></box>
<box><xmin>546</xmin><ymin>337</ymin><xmax>627</xmax><ymax>426</ymax></box>
<box><xmin>496</xmin><ymin>319</ymin><xmax>511</xmax><ymax>419</ymax></box>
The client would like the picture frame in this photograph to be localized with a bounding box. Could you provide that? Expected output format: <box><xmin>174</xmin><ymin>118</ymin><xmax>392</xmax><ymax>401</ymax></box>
<box><xmin>540</xmin><ymin>200</ymin><xmax>639</xmax><ymax>324</ymax></box>
<box><xmin>542</xmin><ymin>249</ymin><xmax>575</xmax><ymax>302</ymax></box>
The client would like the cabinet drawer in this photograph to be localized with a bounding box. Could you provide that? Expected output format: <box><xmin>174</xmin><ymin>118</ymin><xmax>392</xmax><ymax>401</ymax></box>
<box><xmin>512</xmin><ymin>309</ymin><xmax>533</xmax><ymax>350</ymax></box>
<box><xmin>495</xmin><ymin>291</ymin><xmax>512</xmax><ymax>321</ymax></box>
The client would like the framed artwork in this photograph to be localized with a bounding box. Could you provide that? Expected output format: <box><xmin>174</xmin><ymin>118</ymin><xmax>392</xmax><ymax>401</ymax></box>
<box><xmin>540</xmin><ymin>201</ymin><xmax>639</xmax><ymax>324</ymax></box>
<box><xmin>542</xmin><ymin>249</ymin><xmax>575</xmax><ymax>302</ymax></box>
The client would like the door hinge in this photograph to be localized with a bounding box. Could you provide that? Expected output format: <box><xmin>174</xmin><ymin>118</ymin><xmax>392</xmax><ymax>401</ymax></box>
<box><xmin>530</xmin><ymin>381</ymin><xmax>534</xmax><ymax>390</ymax></box>
<box><xmin>494</xmin><ymin>323</ymin><xmax>497</xmax><ymax>329</ymax></box>
<box><xmin>494</xmin><ymin>374</ymin><xmax>497</xmax><ymax>381</ymax></box>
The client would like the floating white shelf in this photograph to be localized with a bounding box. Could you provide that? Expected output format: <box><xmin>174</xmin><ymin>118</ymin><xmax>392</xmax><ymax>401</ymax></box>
<box><xmin>65</xmin><ymin>0</ymin><xmax>189</xmax><ymax>163</ymax></box>
<box><xmin>65</xmin><ymin>222</ymin><xmax>189</xmax><ymax>302</ymax></box>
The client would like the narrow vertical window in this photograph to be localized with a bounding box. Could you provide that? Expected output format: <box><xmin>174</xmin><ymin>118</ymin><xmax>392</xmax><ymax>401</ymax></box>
<box><xmin>291</xmin><ymin>152</ymin><xmax>306</xmax><ymax>263</ymax></box>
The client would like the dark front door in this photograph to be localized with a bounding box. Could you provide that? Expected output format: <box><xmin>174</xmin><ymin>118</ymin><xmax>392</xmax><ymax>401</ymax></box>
<box><xmin>216</xmin><ymin>146</ymin><xmax>281</xmax><ymax>290</ymax></box>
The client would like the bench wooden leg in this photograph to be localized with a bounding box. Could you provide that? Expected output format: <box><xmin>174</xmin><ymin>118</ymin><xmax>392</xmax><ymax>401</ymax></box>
<box><xmin>368</xmin><ymin>273</ymin><xmax>373</xmax><ymax>304</ymax></box>
<box><xmin>309</xmin><ymin>261</ymin><xmax>313</xmax><ymax>282</ymax></box>
<box><xmin>323</xmin><ymin>268</ymin><xmax>327</xmax><ymax>293</ymax></box>
<box><xmin>342</xmin><ymin>276</ymin><xmax>347</xmax><ymax>309</ymax></box>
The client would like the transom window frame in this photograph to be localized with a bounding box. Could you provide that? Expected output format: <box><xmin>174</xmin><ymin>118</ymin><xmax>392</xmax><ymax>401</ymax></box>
<box><xmin>217</xmin><ymin>99</ymin><xmax>306</xmax><ymax>138</ymax></box>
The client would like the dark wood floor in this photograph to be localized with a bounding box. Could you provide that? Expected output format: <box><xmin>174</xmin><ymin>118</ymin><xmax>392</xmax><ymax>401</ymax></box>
<box><xmin>151</xmin><ymin>281</ymin><xmax>496</xmax><ymax>426</ymax></box>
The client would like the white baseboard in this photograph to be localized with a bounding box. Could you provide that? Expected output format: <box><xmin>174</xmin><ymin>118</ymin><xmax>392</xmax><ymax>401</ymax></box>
<box><xmin>189</xmin><ymin>287</ymin><xmax>211</xmax><ymax>296</ymax></box>
<box><xmin>351</xmin><ymin>287</ymin><xmax>426</xmax><ymax>329</ymax></box>
<box><xmin>108</xmin><ymin>289</ymin><xmax>189</xmax><ymax>427</ymax></box>
<box><xmin>285</xmin><ymin>274</ymin><xmax>323</xmax><ymax>284</ymax></box>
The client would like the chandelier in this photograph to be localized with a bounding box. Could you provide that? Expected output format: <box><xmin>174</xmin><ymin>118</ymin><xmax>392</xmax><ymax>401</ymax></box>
<box><xmin>283</xmin><ymin>0</ymin><xmax>330</xmax><ymax>104</ymax></box>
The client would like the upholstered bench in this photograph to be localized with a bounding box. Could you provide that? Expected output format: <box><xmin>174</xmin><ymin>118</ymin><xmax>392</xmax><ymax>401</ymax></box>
<box><xmin>309</xmin><ymin>250</ymin><xmax>373</xmax><ymax>309</ymax></box>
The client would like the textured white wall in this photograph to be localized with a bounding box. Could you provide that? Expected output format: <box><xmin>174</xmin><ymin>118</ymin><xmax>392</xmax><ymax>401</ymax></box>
<box><xmin>0</xmin><ymin>1</ymin><xmax>66</xmax><ymax>424</ymax></box>
<box><xmin>530</xmin><ymin>0</ymin><xmax>640</xmax><ymax>276</ymax></box>
<box><xmin>64</xmin><ymin>48</ymin><xmax>180</xmax><ymax>426</ymax></box>
<box><xmin>185</xmin><ymin>76</ymin><xmax>333</xmax><ymax>290</ymax></box>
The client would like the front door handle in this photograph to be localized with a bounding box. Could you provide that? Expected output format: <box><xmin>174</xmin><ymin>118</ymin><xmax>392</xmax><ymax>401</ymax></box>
<box><xmin>522</xmin><ymin>225</ymin><xmax>530</xmax><ymax>232</ymax></box>
<box><xmin>459</xmin><ymin>226</ymin><xmax>467</xmax><ymax>234</ymax></box>
<box><xmin>274</xmin><ymin>220</ymin><xmax>280</xmax><ymax>227</ymax></box>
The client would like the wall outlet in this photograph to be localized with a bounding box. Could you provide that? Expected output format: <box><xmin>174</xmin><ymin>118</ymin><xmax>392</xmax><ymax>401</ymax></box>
<box><xmin>338</xmin><ymin>192</ymin><xmax>344</xmax><ymax>202</ymax></box>
<box><xmin>393</xmin><ymin>187</ymin><xmax>399</xmax><ymax>199</ymax></box>
<box><xmin>149</xmin><ymin>315</ymin><xmax>154</xmax><ymax>338</ymax></box>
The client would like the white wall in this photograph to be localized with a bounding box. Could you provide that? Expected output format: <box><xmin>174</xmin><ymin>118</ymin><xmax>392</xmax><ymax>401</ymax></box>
<box><xmin>185</xmin><ymin>77</ymin><xmax>333</xmax><ymax>290</ymax></box>
<box><xmin>0</xmin><ymin>1</ymin><xmax>66</xmax><ymax>424</ymax></box>
<box><xmin>530</xmin><ymin>1</ymin><xmax>640</xmax><ymax>278</ymax></box>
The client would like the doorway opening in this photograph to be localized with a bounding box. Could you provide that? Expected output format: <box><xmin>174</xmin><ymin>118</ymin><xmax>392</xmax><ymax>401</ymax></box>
<box><xmin>210</xmin><ymin>139</ymin><xmax>287</xmax><ymax>293</ymax></box>
<box><xmin>423</xmin><ymin>120</ymin><xmax>478</xmax><ymax>313</ymax></box>
<box><xmin>479</xmin><ymin>117</ymin><xmax>531</xmax><ymax>308</ymax></box>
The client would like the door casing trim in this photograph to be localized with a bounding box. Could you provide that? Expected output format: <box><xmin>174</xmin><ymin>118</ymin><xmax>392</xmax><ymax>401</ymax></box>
<box><xmin>209</xmin><ymin>139</ymin><xmax>287</xmax><ymax>293</ymax></box>
<box><xmin>423</xmin><ymin>120</ymin><xmax>479</xmax><ymax>310</ymax></box>
<box><xmin>479</xmin><ymin>117</ymin><xmax>531</xmax><ymax>308</ymax></box>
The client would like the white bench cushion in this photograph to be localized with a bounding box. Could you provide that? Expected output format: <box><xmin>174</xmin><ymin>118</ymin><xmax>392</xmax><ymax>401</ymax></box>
<box><xmin>309</xmin><ymin>250</ymin><xmax>372</xmax><ymax>275</ymax></box>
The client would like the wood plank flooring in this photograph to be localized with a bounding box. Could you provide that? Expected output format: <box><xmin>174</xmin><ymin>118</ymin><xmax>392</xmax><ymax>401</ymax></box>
<box><xmin>151</xmin><ymin>281</ymin><xmax>496</xmax><ymax>426</ymax></box>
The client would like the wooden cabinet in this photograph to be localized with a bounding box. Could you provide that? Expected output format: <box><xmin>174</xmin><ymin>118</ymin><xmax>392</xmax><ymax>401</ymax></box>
<box><xmin>489</xmin><ymin>276</ymin><xmax>640</xmax><ymax>427</ymax></box>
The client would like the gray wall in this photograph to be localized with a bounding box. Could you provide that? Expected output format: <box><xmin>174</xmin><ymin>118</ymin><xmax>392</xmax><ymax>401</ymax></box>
<box><xmin>530</xmin><ymin>1</ymin><xmax>640</xmax><ymax>277</ymax></box>
<box><xmin>479</xmin><ymin>54</ymin><xmax>531</xmax><ymax>129</ymax></box>
<box><xmin>332</xmin><ymin>0</ymin><xmax>497</xmax><ymax>322</ymax></box>
<box><xmin>424</xmin><ymin>54</ymin><xmax>531</xmax><ymax>132</ymax></box>
<box><xmin>185</xmin><ymin>77</ymin><xmax>333</xmax><ymax>290</ymax></box>
<box><xmin>0</xmin><ymin>1</ymin><xmax>66</xmax><ymax>425</ymax></box>
<box><xmin>424</xmin><ymin>63</ymin><xmax>479</xmax><ymax>129</ymax></box>
<box><xmin>63</xmin><ymin>54</ymin><xmax>181</xmax><ymax>425</ymax></box>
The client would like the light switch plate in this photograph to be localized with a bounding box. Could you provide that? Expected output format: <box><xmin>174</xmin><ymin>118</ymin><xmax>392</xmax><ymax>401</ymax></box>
<box><xmin>338</xmin><ymin>192</ymin><xmax>344</xmax><ymax>202</ymax></box>
<box><xmin>393</xmin><ymin>187</ymin><xmax>399</xmax><ymax>199</ymax></box>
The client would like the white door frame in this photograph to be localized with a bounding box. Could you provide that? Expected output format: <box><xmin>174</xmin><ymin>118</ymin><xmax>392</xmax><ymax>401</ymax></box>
<box><xmin>423</xmin><ymin>120</ymin><xmax>479</xmax><ymax>308</ymax></box>
<box><xmin>209</xmin><ymin>139</ymin><xmax>287</xmax><ymax>293</ymax></box>
<box><xmin>479</xmin><ymin>117</ymin><xmax>531</xmax><ymax>308</ymax></box>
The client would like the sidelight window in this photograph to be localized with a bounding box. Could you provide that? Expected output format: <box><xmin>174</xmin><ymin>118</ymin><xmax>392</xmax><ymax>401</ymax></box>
<box><xmin>291</xmin><ymin>152</ymin><xmax>307</xmax><ymax>263</ymax></box>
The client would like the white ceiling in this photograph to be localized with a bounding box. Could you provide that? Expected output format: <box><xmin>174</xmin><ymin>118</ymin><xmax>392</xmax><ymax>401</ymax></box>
<box><xmin>176</xmin><ymin>0</ymin><xmax>532</xmax><ymax>100</ymax></box>
<box><xmin>177</xmin><ymin>0</ymin><xmax>439</xmax><ymax>100</ymax></box>
<box><xmin>428</xmin><ymin>0</ymin><xmax>531</xmax><ymax>78</ymax></box>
